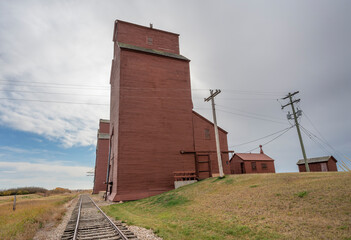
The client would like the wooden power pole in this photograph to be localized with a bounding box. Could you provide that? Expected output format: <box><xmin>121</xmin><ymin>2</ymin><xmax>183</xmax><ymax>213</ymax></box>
<box><xmin>204</xmin><ymin>89</ymin><xmax>224</xmax><ymax>178</ymax></box>
<box><xmin>281</xmin><ymin>91</ymin><xmax>310</xmax><ymax>172</ymax></box>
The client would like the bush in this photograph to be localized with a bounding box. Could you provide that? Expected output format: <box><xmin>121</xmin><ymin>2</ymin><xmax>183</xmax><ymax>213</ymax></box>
<box><xmin>0</xmin><ymin>187</ymin><xmax>48</xmax><ymax>196</ymax></box>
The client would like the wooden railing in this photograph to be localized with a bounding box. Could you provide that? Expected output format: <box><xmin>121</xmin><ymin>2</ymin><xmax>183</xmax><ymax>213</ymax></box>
<box><xmin>173</xmin><ymin>171</ymin><xmax>197</xmax><ymax>181</ymax></box>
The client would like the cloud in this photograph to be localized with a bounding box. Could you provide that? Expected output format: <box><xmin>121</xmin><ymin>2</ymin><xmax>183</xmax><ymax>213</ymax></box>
<box><xmin>0</xmin><ymin>1</ymin><xmax>111</xmax><ymax>147</ymax></box>
<box><xmin>0</xmin><ymin>146</ymin><xmax>33</xmax><ymax>154</ymax></box>
<box><xmin>0</xmin><ymin>161</ymin><xmax>92</xmax><ymax>189</ymax></box>
<box><xmin>0</xmin><ymin>0</ymin><xmax>350</xmax><ymax>174</ymax></box>
<box><xmin>0</xmin><ymin>146</ymin><xmax>66</xmax><ymax>157</ymax></box>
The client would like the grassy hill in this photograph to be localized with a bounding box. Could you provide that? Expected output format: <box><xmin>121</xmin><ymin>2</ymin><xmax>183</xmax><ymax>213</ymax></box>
<box><xmin>103</xmin><ymin>172</ymin><xmax>351</xmax><ymax>240</ymax></box>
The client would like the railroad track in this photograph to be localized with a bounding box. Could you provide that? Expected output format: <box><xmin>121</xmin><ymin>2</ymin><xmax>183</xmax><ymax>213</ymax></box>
<box><xmin>61</xmin><ymin>195</ymin><xmax>137</xmax><ymax>240</ymax></box>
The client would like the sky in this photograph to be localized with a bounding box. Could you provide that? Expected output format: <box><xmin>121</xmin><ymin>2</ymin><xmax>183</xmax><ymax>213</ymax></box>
<box><xmin>0</xmin><ymin>0</ymin><xmax>350</xmax><ymax>190</ymax></box>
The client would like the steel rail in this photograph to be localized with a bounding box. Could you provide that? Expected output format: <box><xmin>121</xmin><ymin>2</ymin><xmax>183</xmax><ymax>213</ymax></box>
<box><xmin>72</xmin><ymin>196</ymin><xmax>82</xmax><ymax>240</ymax></box>
<box><xmin>88</xmin><ymin>195</ymin><xmax>129</xmax><ymax>240</ymax></box>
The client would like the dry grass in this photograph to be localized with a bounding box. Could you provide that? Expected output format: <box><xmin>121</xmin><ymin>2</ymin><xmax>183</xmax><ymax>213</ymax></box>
<box><xmin>0</xmin><ymin>193</ymin><xmax>77</xmax><ymax>240</ymax></box>
<box><xmin>103</xmin><ymin>172</ymin><xmax>351</xmax><ymax>240</ymax></box>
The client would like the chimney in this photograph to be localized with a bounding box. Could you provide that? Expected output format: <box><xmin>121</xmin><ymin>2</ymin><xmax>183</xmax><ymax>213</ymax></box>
<box><xmin>150</xmin><ymin>23</ymin><xmax>153</xmax><ymax>29</ymax></box>
<box><xmin>259</xmin><ymin>145</ymin><xmax>264</xmax><ymax>154</ymax></box>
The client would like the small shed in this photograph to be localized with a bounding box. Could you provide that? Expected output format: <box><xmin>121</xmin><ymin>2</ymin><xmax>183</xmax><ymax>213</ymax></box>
<box><xmin>230</xmin><ymin>145</ymin><xmax>275</xmax><ymax>174</ymax></box>
<box><xmin>297</xmin><ymin>156</ymin><xmax>338</xmax><ymax>172</ymax></box>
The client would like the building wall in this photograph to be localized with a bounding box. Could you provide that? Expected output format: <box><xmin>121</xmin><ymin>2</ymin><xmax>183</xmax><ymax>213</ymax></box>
<box><xmin>243</xmin><ymin>160</ymin><xmax>275</xmax><ymax>174</ymax></box>
<box><xmin>298</xmin><ymin>159</ymin><xmax>338</xmax><ymax>172</ymax></box>
<box><xmin>298</xmin><ymin>163</ymin><xmax>322</xmax><ymax>172</ymax></box>
<box><xmin>93</xmin><ymin>120</ymin><xmax>110</xmax><ymax>194</ymax></box>
<box><xmin>107</xmin><ymin>21</ymin><xmax>232</xmax><ymax>201</ymax></box>
<box><xmin>230</xmin><ymin>155</ymin><xmax>243</xmax><ymax>174</ymax></box>
<box><xmin>192</xmin><ymin>112</ymin><xmax>230</xmax><ymax>175</ymax></box>
<box><xmin>115</xmin><ymin>20</ymin><xmax>180</xmax><ymax>54</ymax></box>
<box><xmin>327</xmin><ymin>159</ymin><xmax>338</xmax><ymax>171</ymax></box>
<box><xmin>108</xmin><ymin>21</ymin><xmax>195</xmax><ymax>201</ymax></box>
<box><xmin>230</xmin><ymin>156</ymin><xmax>275</xmax><ymax>174</ymax></box>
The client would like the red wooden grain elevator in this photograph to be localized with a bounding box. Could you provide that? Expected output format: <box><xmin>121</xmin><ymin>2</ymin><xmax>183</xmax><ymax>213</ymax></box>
<box><xmin>92</xmin><ymin>119</ymin><xmax>110</xmax><ymax>194</ymax></box>
<box><xmin>106</xmin><ymin>20</ymin><xmax>230</xmax><ymax>201</ymax></box>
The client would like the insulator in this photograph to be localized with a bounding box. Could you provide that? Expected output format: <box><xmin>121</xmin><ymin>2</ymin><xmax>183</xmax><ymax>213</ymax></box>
<box><xmin>296</xmin><ymin>110</ymin><xmax>302</xmax><ymax>117</ymax></box>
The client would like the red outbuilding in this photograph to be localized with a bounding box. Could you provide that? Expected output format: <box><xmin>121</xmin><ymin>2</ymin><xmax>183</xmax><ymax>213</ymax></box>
<box><xmin>92</xmin><ymin>119</ymin><xmax>110</xmax><ymax>194</ymax></box>
<box><xmin>230</xmin><ymin>146</ymin><xmax>276</xmax><ymax>174</ymax></box>
<box><xmin>297</xmin><ymin>156</ymin><xmax>338</xmax><ymax>172</ymax></box>
<box><xmin>106</xmin><ymin>20</ymin><xmax>231</xmax><ymax>201</ymax></box>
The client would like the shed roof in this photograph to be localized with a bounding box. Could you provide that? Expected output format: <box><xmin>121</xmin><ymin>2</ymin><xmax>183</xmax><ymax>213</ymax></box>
<box><xmin>98</xmin><ymin>133</ymin><xmax>109</xmax><ymax>140</ymax></box>
<box><xmin>296</xmin><ymin>156</ymin><xmax>336</xmax><ymax>165</ymax></box>
<box><xmin>118</xmin><ymin>42</ymin><xmax>189</xmax><ymax>61</ymax></box>
<box><xmin>99</xmin><ymin>119</ymin><xmax>110</xmax><ymax>123</ymax></box>
<box><xmin>232</xmin><ymin>153</ymin><xmax>274</xmax><ymax>161</ymax></box>
<box><xmin>192</xmin><ymin>111</ymin><xmax>228</xmax><ymax>134</ymax></box>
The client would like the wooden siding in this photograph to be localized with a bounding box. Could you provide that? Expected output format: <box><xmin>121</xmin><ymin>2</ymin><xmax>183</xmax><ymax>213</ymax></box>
<box><xmin>92</xmin><ymin>121</ymin><xmax>110</xmax><ymax>194</ymax></box>
<box><xmin>107</xmin><ymin>21</ymin><xmax>230</xmax><ymax>201</ymax></box>
<box><xmin>298</xmin><ymin>158</ymin><xmax>338</xmax><ymax>172</ymax></box>
<box><xmin>230</xmin><ymin>155</ymin><xmax>275</xmax><ymax>174</ymax></box>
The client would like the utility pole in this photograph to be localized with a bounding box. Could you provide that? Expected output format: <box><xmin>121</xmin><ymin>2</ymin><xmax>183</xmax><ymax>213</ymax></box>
<box><xmin>281</xmin><ymin>91</ymin><xmax>310</xmax><ymax>172</ymax></box>
<box><xmin>204</xmin><ymin>89</ymin><xmax>224</xmax><ymax>178</ymax></box>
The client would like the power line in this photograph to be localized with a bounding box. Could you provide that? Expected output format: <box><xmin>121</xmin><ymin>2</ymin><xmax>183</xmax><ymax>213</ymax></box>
<box><xmin>216</xmin><ymin>97</ymin><xmax>278</xmax><ymax>101</ymax></box>
<box><xmin>300</xmin><ymin>125</ymin><xmax>351</xmax><ymax>168</ymax></box>
<box><xmin>300</xmin><ymin>124</ymin><xmax>350</xmax><ymax>162</ymax></box>
<box><xmin>300</xmin><ymin>125</ymin><xmax>351</xmax><ymax>171</ymax></box>
<box><xmin>229</xmin><ymin>126</ymin><xmax>295</xmax><ymax>148</ymax></box>
<box><xmin>0</xmin><ymin>80</ymin><xmax>286</xmax><ymax>95</ymax></box>
<box><xmin>301</xmin><ymin>125</ymin><xmax>351</xmax><ymax>171</ymax></box>
<box><xmin>0</xmin><ymin>79</ymin><xmax>109</xmax><ymax>88</ymax></box>
<box><xmin>221</xmin><ymin>89</ymin><xmax>285</xmax><ymax>95</ymax></box>
<box><xmin>216</xmin><ymin>104</ymin><xmax>286</xmax><ymax>122</ymax></box>
<box><xmin>0</xmin><ymin>83</ymin><xmax>110</xmax><ymax>90</ymax></box>
<box><xmin>300</xmin><ymin>126</ymin><xmax>331</xmax><ymax>155</ymax></box>
<box><xmin>0</xmin><ymin>89</ymin><xmax>109</xmax><ymax>97</ymax></box>
<box><xmin>0</xmin><ymin>98</ymin><xmax>109</xmax><ymax>106</ymax></box>
<box><xmin>242</xmin><ymin>125</ymin><xmax>294</xmax><ymax>153</ymax></box>
<box><xmin>216</xmin><ymin>108</ymin><xmax>289</xmax><ymax>125</ymax></box>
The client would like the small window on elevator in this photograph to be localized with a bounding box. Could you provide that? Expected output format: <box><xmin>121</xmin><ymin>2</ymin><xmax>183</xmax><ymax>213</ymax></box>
<box><xmin>204</xmin><ymin>128</ymin><xmax>210</xmax><ymax>140</ymax></box>
<box><xmin>147</xmin><ymin>37</ymin><xmax>153</xmax><ymax>45</ymax></box>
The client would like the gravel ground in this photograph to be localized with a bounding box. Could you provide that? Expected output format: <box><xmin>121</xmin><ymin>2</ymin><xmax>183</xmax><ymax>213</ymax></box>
<box><xmin>126</xmin><ymin>225</ymin><xmax>163</xmax><ymax>240</ymax></box>
<box><xmin>33</xmin><ymin>194</ymin><xmax>163</xmax><ymax>240</ymax></box>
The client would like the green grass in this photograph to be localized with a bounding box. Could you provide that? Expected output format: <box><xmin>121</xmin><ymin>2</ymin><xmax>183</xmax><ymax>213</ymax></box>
<box><xmin>103</xmin><ymin>172</ymin><xmax>351</xmax><ymax>240</ymax></box>
<box><xmin>296</xmin><ymin>191</ymin><xmax>308</xmax><ymax>198</ymax></box>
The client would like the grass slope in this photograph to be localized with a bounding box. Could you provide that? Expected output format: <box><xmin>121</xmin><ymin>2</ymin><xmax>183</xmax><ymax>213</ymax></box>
<box><xmin>103</xmin><ymin>172</ymin><xmax>351</xmax><ymax>240</ymax></box>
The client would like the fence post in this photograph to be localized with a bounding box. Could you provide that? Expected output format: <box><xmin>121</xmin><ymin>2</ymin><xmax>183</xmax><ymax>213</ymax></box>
<box><xmin>13</xmin><ymin>195</ymin><xmax>16</xmax><ymax>211</ymax></box>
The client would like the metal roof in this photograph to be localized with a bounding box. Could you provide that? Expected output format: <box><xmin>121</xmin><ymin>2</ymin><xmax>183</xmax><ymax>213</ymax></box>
<box><xmin>100</xmin><ymin>119</ymin><xmax>110</xmax><ymax>123</ymax></box>
<box><xmin>296</xmin><ymin>156</ymin><xmax>336</xmax><ymax>165</ymax></box>
<box><xmin>118</xmin><ymin>42</ymin><xmax>189</xmax><ymax>61</ymax></box>
<box><xmin>233</xmin><ymin>153</ymin><xmax>274</xmax><ymax>161</ymax></box>
<box><xmin>98</xmin><ymin>133</ymin><xmax>109</xmax><ymax>140</ymax></box>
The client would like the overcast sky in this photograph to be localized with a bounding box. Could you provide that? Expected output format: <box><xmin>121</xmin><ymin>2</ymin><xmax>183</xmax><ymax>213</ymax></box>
<box><xmin>0</xmin><ymin>0</ymin><xmax>350</xmax><ymax>190</ymax></box>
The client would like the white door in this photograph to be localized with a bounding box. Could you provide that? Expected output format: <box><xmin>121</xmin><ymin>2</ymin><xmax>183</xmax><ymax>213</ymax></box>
<box><xmin>321</xmin><ymin>162</ymin><xmax>328</xmax><ymax>172</ymax></box>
